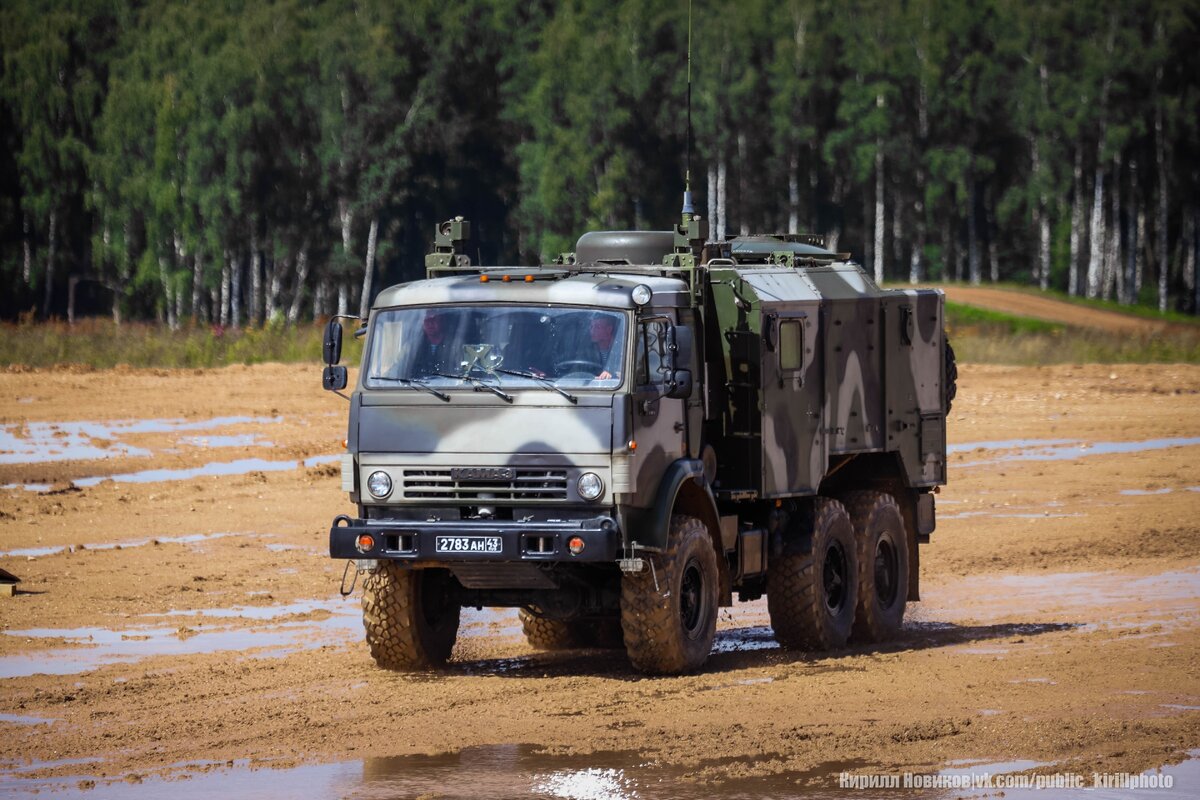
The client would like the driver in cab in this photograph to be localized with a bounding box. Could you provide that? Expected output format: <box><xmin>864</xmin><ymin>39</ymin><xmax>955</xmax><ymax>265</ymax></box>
<box><xmin>588</xmin><ymin>315</ymin><xmax>620</xmax><ymax>380</ymax></box>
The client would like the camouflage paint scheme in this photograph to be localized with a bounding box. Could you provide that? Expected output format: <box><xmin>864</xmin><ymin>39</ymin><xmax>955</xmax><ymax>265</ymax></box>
<box><xmin>330</xmin><ymin>226</ymin><xmax>948</xmax><ymax>601</ymax></box>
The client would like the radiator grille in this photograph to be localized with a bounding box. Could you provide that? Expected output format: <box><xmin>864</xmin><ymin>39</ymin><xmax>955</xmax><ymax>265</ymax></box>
<box><xmin>402</xmin><ymin>468</ymin><xmax>569</xmax><ymax>501</ymax></box>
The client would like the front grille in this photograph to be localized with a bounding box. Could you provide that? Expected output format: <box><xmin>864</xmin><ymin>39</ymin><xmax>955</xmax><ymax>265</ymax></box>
<box><xmin>402</xmin><ymin>468</ymin><xmax>569</xmax><ymax>501</ymax></box>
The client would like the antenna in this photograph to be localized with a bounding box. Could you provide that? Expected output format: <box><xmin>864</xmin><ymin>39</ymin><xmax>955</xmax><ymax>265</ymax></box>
<box><xmin>681</xmin><ymin>0</ymin><xmax>694</xmax><ymax>216</ymax></box>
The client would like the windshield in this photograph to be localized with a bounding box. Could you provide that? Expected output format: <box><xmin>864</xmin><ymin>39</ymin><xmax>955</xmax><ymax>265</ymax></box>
<box><xmin>364</xmin><ymin>305</ymin><xmax>627</xmax><ymax>391</ymax></box>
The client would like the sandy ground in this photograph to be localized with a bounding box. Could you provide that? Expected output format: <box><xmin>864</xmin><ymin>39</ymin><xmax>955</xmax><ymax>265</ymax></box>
<box><xmin>0</xmin><ymin>361</ymin><xmax>1198</xmax><ymax>796</ymax></box>
<box><xmin>942</xmin><ymin>286</ymin><xmax>1193</xmax><ymax>335</ymax></box>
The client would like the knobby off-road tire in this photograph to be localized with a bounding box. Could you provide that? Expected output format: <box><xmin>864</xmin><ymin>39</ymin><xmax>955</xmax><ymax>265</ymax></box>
<box><xmin>361</xmin><ymin>564</ymin><xmax>460</xmax><ymax>670</ymax></box>
<box><xmin>767</xmin><ymin>497</ymin><xmax>858</xmax><ymax>651</ymax></box>
<box><xmin>840</xmin><ymin>490</ymin><xmax>909</xmax><ymax>643</ymax></box>
<box><xmin>519</xmin><ymin>609</ymin><xmax>582</xmax><ymax>651</ymax></box>
<box><xmin>519</xmin><ymin>611</ymin><xmax>625</xmax><ymax>651</ymax></box>
<box><xmin>944</xmin><ymin>337</ymin><xmax>958</xmax><ymax>413</ymax></box>
<box><xmin>620</xmin><ymin>515</ymin><xmax>719</xmax><ymax>674</ymax></box>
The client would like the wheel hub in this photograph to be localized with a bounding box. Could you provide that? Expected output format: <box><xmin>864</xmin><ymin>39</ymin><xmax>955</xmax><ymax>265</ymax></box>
<box><xmin>822</xmin><ymin>541</ymin><xmax>848</xmax><ymax>613</ymax></box>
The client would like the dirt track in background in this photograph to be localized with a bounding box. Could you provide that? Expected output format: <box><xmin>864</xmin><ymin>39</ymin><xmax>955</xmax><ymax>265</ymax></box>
<box><xmin>1</xmin><ymin>362</ymin><xmax>1198</xmax><ymax>796</ymax></box>
<box><xmin>942</xmin><ymin>286</ymin><xmax>1191</xmax><ymax>334</ymax></box>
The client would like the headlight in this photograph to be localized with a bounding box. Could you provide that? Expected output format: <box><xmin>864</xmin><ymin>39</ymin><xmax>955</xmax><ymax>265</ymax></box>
<box><xmin>577</xmin><ymin>472</ymin><xmax>604</xmax><ymax>501</ymax></box>
<box><xmin>631</xmin><ymin>284</ymin><xmax>652</xmax><ymax>307</ymax></box>
<box><xmin>366</xmin><ymin>470</ymin><xmax>393</xmax><ymax>499</ymax></box>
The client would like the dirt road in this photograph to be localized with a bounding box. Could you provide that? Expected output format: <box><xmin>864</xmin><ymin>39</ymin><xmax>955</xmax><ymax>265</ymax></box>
<box><xmin>1</xmin><ymin>363</ymin><xmax>1198</xmax><ymax>797</ymax></box>
<box><xmin>942</xmin><ymin>286</ymin><xmax>1190</xmax><ymax>335</ymax></box>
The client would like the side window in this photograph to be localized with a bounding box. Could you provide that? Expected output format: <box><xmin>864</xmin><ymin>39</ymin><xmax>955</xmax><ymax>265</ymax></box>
<box><xmin>779</xmin><ymin>319</ymin><xmax>804</xmax><ymax>372</ymax></box>
<box><xmin>635</xmin><ymin>320</ymin><xmax>668</xmax><ymax>386</ymax></box>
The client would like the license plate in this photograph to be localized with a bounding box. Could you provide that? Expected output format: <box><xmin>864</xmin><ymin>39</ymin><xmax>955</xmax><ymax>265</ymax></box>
<box><xmin>435</xmin><ymin>535</ymin><xmax>502</xmax><ymax>554</ymax></box>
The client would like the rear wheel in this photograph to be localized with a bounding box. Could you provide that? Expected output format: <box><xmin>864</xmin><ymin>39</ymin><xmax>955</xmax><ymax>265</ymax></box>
<box><xmin>362</xmin><ymin>564</ymin><xmax>460</xmax><ymax>670</ymax></box>
<box><xmin>620</xmin><ymin>515</ymin><xmax>719</xmax><ymax>674</ymax></box>
<box><xmin>767</xmin><ymin>497</ymin><xmax>858</xmax><ymax>651</ymax></box>
<box><xmin>841</xmin><ymin>491</ymin><xmax>909</xmax><ymax>643</ymax></box>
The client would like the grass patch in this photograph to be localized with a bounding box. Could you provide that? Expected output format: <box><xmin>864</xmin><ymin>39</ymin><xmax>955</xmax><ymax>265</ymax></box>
<box><xmin>949</xmin><ymin>329</ymin><xmax>1200</xmax><ymax>365</ymax></box>
<box><xmin>945</xmin><ymin>301</ymin><xmax>1064</xmax><ymax>335</ymax></box>
<box><xmin>1</xmin><ymin>318</ymin><xmax>364</xmax><ymax>369</ymax></box>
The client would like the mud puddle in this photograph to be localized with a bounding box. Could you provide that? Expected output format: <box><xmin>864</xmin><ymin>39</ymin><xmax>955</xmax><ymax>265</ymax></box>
<box><xmin>0</xmin><ymin>745</ymin><xmax>872</xmax><ymax>799</ymax></box>
<box><xmin>7</xmin><ymin>747</ymin><xmax>1199</xmax><ymax>799</ymax></box>
<box><xmin>0</xmin><ymin>604</ymin><xmax>521</xmax><ymax>679</ymax></box>
<box><xmin>4</xmin><ymin>454</ymin><xmax>339</xmax><ymax>492</ymax></box>
<box><xmin>0</xmin><ymin>599</ymin><xmax>360</xmax><ymax>678</ymax></box>
<box><xmin>953</xmin><ymin>436</ymin><xmax>1200</xmax><ymax>468</ymax></box>
<box><xmin>0</xmin><ymin>416</ymin><xmax>282</xmax><ymax>465</ymax></box>
<box><xmin>0</xmin><ymin>531</ymin><xmax>239</xmax><ymax>559</ymax></box>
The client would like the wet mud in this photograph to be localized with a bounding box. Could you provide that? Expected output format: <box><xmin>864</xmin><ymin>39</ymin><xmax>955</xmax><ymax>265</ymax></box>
<box><xmin>1</xmin><ymin>362</ymin><xmax>1198</xmax><ymax>796</ymax></box>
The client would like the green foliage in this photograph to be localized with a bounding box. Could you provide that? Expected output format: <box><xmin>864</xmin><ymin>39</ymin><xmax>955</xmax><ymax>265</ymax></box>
<box><xmin>1</xmin><ymin>0</ymin><xmax>1198</xmax><ymax>322</ymax></box>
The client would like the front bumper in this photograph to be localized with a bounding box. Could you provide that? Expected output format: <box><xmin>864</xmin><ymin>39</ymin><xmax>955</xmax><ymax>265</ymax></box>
<box><xmin>329</xmin><ymin>514</ymin><xmax>621</xmax><ymax>563</ymax></box>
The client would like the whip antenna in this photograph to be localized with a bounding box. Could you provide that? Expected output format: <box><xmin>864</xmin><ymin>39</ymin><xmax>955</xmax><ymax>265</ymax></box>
<box><xmin>681</xmin><ymin>0</ymin><xmax>695</xmax><ymax>215</ymax></box>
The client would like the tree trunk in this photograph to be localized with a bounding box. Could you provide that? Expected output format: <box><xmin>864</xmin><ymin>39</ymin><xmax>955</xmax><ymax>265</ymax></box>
<box><xmin>943</xmin><ymin>216</ymin><xmax>955</xmax><ymax>282</ymax></box>
<box><xmin>192</xmin><ymin>250</ymin><xmax>205</xmax><ymax>322</ymax></box>
<box><xmin>737</xmin><ymin>134</ymin><xmax>749</xmax><ymax>237</ymax></box>
<box><xmin>250</xmin><ymin>232</ymin><xmax>262</xmax><ymax>326</ymax></box>
<box><xmin>288</xmin><ymin>247</ymin><xmax>310</xmax><ymax>324</ymax></box>
<box><xmin>1156</xmin><ymin>97</ymin><xmax>1170</xmax><ymax>313</ymax></box>
<box><xmin>863</xmin><ymin>186</ymin><xmax>873</xmax><ymax>272</ymax></box>
<box><xmin>1039</xmin><ymin>206</ymin><xmax>1051</xmax><ymax>292</ymax></box>
<box><xmin>1087</xmin><ymin>165</ymin><xmax>1105</xmax><ymax>298</ymax></box>
<box><xmin>716</xmin><ymin>159</ymin><xmax>727</xmax><ymax>242</ymax></box>
<box><xmin>22</xmin><ymin>213</ymin><xmax>32</xmax><ymax>284</ymax></box>
<box><xmin>1069</xmin><ymin>149</ymin><xmax>1085</xmax><ymax>297</ymax></box>
<box><xmin>1124</xmin><ymin>158</ymin><xmax>1138</xmax><ymax>304</ymax></box>
<box><xmin>788</xmin><ymin>153</ymin><xmax>800</xmax><ymax>235</ymax></box>
<box><xmin>1187</xmin><ymin>206</ymin><xmax>1198</xmax><ymax>314</ymax></box>
<box><xmin>314</xmin><ymin>278</ymin><xmax>330</xmax><ymax>320</ymax></box>
<box><xmin>910</xmin><ymin>164</ymin><xmax>927</xmax><ymax>284</ymax></box>
<box><xmin>968</xmin><ymin>180</ymin><xmax>981</xmax><ymax>285</ymax></box>
<box><xmin>359</xmin><ymin>216</ymin><xmax>379</xmax><ymax>319</ymax></box>
<box><xmin>1134</xmin><ymin>208</ymin><xmax>1145</xmax><ymax>303</ymax></box>
<box><xmin>220</xmin><ymin>255</ymin><xmax>231</xmax><ymax>327</ymax></box>
<box><xmin>158</xmin><ymin>255</ymin><xmax>178</xmax><ymax>330</ymax></box>
<box><xmin>986</xmin><ymin>186</ymin><xmax>999</xmax><ymax>283</ymax></box>
<box><xmin>43</xmin><ymin>210</ymin><xmax>58</xmax><ymax>318</ymax></box>
<box><xmin>267</xmin><ymin>253</ymin><xmax>282</xmax><ymax>322</ymax></box>
<box><xmin>873</xmin><ymin>127</ymin><xmax>885</xmax><ymax>283</ymax></box>
<box><xmin>707</xmin><ymin>165</ymin><xmax>717</xmax><ymax>230</ymax></box>
<box><xmin>230</xmin><ymin>252</ymin><xmax>242</xmax><ymax>329</ymax></box>
<box><xmin>337</xmin><ymin>283</ymin><xmax>349</xmax><ymax>316</ymax></box>
<box><xmin>1104</xmin><ymin>152</ymin><xmax>1122</xmax><ymax>301</ymax></box>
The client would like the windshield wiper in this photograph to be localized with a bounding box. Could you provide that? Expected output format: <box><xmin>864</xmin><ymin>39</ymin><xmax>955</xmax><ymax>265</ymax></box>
<box><xmin>367</xmin><ymin>375</ymin><xmax>451</xmax><ymax>402</ymax></box>
<box><xmin>495</xmin><ymin>368</ymin><xmax>578</xmax><ymax>404</ymax></box>
<box><xmin>433</xmin><ymin>371</ymin><xmax>513</xmax><ymax>403</ymax></box>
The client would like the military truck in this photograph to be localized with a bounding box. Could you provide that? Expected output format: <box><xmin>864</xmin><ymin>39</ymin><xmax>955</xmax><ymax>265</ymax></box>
<box><xmin>323</xmin><ymin>214</ymin><xmax>955</xmax><ymax>674</ymax></box>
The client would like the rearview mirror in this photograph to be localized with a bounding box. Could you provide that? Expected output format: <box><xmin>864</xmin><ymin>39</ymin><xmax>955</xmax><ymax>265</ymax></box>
<box><xmin>323</xmin><ymin>319</ymin><xmax>343</xmax><ymax>365</ymax></box>
<box><xmin>323</xmin><ymin>365</ymin><xmax>348</xmax><ymax>391</ymax></box>
<box><xmin>665</xmin><ymin>368</ymin><xmax>692</xmax><ymax>399</ymax></box>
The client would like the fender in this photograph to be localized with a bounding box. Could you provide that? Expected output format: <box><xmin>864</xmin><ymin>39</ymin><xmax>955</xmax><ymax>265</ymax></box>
<box><xmin>620</xmin><ymin>458</ymin><xmax>719</xmax><ymax>551</ymax></box>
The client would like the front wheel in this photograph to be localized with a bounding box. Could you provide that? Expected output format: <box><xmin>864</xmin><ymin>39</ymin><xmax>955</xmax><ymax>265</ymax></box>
<box><xmin>362</xmin><ymin>564</ymin><xmax>461</xmax><ymax>670</ymax></box>
<box><xmin>620</xmin><ymin>515</ymin><xmax>719</xmax><ymax>674</ymax></box>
